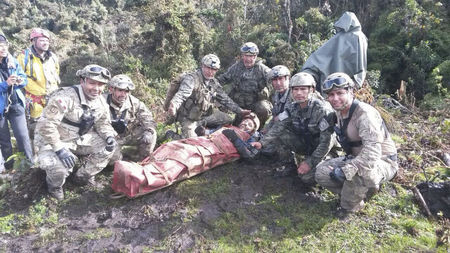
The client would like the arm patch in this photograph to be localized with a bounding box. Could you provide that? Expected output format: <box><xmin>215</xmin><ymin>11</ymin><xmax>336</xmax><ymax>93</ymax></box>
<box><xmin>318</xmin><ymin>118</ymin><xmax>330</xmax><ymax>131</ymax></box>
<box><xmin>278</xmin><ymin>111</ymin><xmax>289</xmax><ymax>121</ymax></box>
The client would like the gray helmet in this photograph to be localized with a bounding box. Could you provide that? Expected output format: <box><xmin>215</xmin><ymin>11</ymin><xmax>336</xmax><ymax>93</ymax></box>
<box><xmin>109</xmin><ymin>74</ymin><xmax>135</xmax><ymax>91</ymax></box>
<box><xmin>290</xmin><ymin>72</ymin><xmax>316</xmax><ymax>88</ymax></box>
<box><xmin>76</xmin><ymin>64</ymin><xmax>111</xmax><ymax>83</ymax></box>
<box><xmin>269</xmin><ymin>65</ymin><xmax>290</xmax><ymax>80</ymax></box>
<box><xmin>202</xmin><ymin>54</ymin><xmax>221</xmax><ymax>70</ymax></box>
<box><xmin>240</xmin><ymin>42</ymin><xmax>259</xmax><ymax>55</ymax></box>
<box><xmin>322</xmin><ymin>72</ymin><xmax>354</xmax><ymax>93</ymax></box>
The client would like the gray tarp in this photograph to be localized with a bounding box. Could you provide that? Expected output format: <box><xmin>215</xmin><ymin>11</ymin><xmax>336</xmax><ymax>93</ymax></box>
<box><xmin>301</xmin><ymin>11</ymin><xmax>368</xmax><ymax>92</ymax></box>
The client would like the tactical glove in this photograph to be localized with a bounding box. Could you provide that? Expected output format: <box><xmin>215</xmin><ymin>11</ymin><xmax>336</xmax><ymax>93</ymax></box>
<box><xmin>105</xmin><ymin>136</ymin><xmax>117</xmax><ymax>152</ymax></box>
<box><xmin>222</xmin><ymin>129</ymin><xmax>258</xmax><ymax>159</ymax></box>
<box><xmin>140</xmin><ymin>131</ymin><xmax>154</xmax><ymax>144</ymax></box>
<box><xmin>55</xmin><ymin>148</ymin><xmax>76</xmax><ymax>169</ymax></box>
<box><xmin>329</xmin><ymin>166</ymin><xmax>346</xmax><ymax>185</ymax></box>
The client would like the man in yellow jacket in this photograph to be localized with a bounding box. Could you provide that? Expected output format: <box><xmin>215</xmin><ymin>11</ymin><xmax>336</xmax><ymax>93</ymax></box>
<box><xmin>17</xmin><ymin>28</ymin><xmax>60</xmax><ymax>123</ymax></box>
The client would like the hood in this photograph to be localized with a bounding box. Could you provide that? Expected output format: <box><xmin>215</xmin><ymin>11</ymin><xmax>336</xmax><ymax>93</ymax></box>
<box><xmin>334</xmin><ymin>11</ymin><xmax>361</xmax><ymax>32</ymax></box>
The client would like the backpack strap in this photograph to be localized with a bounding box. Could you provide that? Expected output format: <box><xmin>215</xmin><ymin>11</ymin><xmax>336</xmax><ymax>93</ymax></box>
<box><xmin>107</xmin><ymin>94</ymin><xmax>127</xmax><ymax>120</ymax></box>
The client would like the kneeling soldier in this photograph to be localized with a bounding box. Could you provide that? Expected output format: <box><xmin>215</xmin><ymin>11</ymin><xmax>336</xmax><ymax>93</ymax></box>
<box><xmin>315</xmin><ymin>72</ymin><xmax>398</xmax><ymax>218</ymax></box>
<box><xmin>35</xmin><ymin>64</ymin><xmax>117</xmax><ymax>200</ymax></box>
<box><xmin>253</xmin><ymin>72</ymin><xmax>336</xmax><ymax>185</ymax></box>
<box><xmin>106</xmin><ymin>74</ymin><xmax>157</xmax><ymax>162</ymax></box>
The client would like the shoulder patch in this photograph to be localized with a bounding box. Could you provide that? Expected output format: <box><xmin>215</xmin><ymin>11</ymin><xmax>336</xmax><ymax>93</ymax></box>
<box><xmin>278</xmin><ymin>111</ymin><xmax>289</xmax><ymax>121</ymax></box>
<box><xmin>318</xmin><ymin>118</ymin><xmax>330</xmax><ymax>131</ymax></box>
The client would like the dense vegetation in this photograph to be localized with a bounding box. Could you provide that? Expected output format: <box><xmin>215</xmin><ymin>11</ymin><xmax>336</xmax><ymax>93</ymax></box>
<box><xmin>0</xmin><ymin>0</ymin><xmax>449</xmax><ymax>251</ymax></box>
<box><xmin>1</xmin><ymin>0</ymin><xmax>449</xmax><ymax>104</ymax></box>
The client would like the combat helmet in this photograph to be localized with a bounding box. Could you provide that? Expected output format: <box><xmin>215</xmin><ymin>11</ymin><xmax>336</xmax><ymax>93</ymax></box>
<box><xmin>202</xmin><ymin>54</ymin><xmax>221</xmax><ymax>70</ymax></box>
<box><xmin>240</xmin><ymin>42</ymin><xmax>259</xmax><ymax>55</ymax></box>
<box><xmin>290</xmin><ymin>72</ymin><xmax>316</xmax><ymax>88</ymax></box>
<box><xmin>322</xmin><ymin>72</ymin><xmax>355</xmax><ymax>93</ymax></box>
<box><xmin>76</xmin><ymin>64</ymin><xmax>111</xmax><ymax>84</ymax></box>
<box><xmin>109</xmin><ymin>74</ymin><xmax>135</xmax><ymax>91</ymax></box>
<box><xmin>269</xmin><ymin>65</ymin><xmax>290</xmax><ymax>80</ymax></box>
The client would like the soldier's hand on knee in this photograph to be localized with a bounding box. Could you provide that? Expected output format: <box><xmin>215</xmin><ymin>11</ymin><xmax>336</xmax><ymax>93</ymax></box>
<box><xmin>105</xmin><ymin>136</ymin><xmax>117</xmax><ymax>152</ymax></box>
<box><xmin>329</xmin><ymin>166</ymin><xmax>346</xmax><ymax>185</ymax></box>
<box><xmin>55</xmin><ymin>148</ymin><xmax>76</xmax><ymax>168</ymax></box>
<box><xmin>297</xmin><ymin>161</ymin><xmax>311</xmax><ymax>175</ymax></box>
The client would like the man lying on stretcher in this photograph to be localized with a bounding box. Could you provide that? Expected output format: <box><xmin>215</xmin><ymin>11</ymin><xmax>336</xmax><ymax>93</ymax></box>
<box><xmin>111</xmin><ymin>113</ymin><xmax>261</xmax><ymax>198</ymax></box>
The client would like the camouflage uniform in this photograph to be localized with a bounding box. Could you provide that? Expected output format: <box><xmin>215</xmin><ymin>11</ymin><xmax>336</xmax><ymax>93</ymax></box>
<box><xmin>35</xmin><ymin>85</ymin><xmax>116</xmax><ymax>189</ymax></box>
<box><xmin>315</xmin><ymin>101</ymin><xmax>398</xmax><ymax>212</ymax></box>
<box><xmin>264</xmin><ymin>89</ymin><xmax>291</xmax><ymax>131</ymax></box>
<box><xmin>261</xmin><ymin>97</ymin><xmax>336</xmax><ymax>184</ymax></box>
<box><xmin>105</xmin><ymin>93</ymin><xmax>157</xmax><ymax>162</ymax></box>
<box><xmin>172</xmin><ymin>69</ymin><xmax>243</xmax><ymax>138</ymax></box>
<box><xmin>218</xmin><ymin>60</ymin><xmax>272</xmax><ymax>126</ymax></box>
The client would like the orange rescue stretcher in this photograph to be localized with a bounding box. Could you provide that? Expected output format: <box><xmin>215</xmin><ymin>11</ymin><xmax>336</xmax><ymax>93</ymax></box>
<box><xmin>111</xmin><ymin>126</ymin><xmax>249</xmax><ymax>198</ymax></box>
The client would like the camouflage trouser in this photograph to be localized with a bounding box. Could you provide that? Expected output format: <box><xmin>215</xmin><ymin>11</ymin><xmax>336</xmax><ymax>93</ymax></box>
<box><xmin>262</xmin><ymin>129</ymin><xmax>317</xmax><ymax>184</ymax></box>
<box><xmin>110</xmin><ymin>127</ymin><xmax>157</xmax><ymax>164</ymax></box>
<box><xmin>38</xmin><ymin>133</ymin><xmax>114</xmax><ymax>189</ymax></box>
<box><xmin>315</xmin><ymin>156</ymin><xmax>398</xmax><ymax>212</ymax></box>
<box><xmin>180</xmin><ymin>110</ymin><xmax>233</xmax><ymax>138</ymax></box>
<box><xmin>236</xmin><ymin>99</ymin><xmax>272</xmax><ymax>129</ymax></box>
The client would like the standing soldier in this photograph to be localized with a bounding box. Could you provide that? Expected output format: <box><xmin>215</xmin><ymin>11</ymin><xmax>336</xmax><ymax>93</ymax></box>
<box><xmin>35</xmin><ymin>64</ymin><xmax>117</xmax><ymax>200</ymax></box>
<box><xmin>218</xmin><ymin>42</ymin><xmax>272</xmax><ymax>128</ymax></box>
<box><xmin>167</xmin><ymin>54</ymin><xmax>250</xmax><ymax>138</ymax></box>
<box><xmin>263</xmin><ymin>65</ymin><xmax>291</xmax><ymax>132</ymax></box>
<box><xmin>315</xmin><ymin>72</ymin><xmax>398</xmax><ymax>218</ymax></box>
<box><xmin>252</xmin><ymin>72</ymin><xmax>336</xmax><ymax>185</ymax></box>
<box><xmin>0</xmin><ymin>34</ymin><xmax>33</xmax><ymax>168</ymax></box>
<box><xmin>105</xmin><ymin>74</ymin><xmax>157</xmax><ymax>162</ymax></box>
<box><xmin>17</xmin><ymin>28</ymin><xmax>60</xmax><ymax>125</ymax></box>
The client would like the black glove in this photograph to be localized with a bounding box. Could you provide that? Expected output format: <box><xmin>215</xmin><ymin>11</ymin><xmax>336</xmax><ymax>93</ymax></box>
<box><xmin>105</xmin><ymin>136</ymin><xmax>117</xmax><ymax>152</ymax></box>
<box><xmin>222</xmin><ymin>129</ymin><xmax>258</xmax><ymax>159</ymax></box>
<box><xmin>195</xmin><ymin>125</ymin><xmax>206</xmax><ymax>136</ymax></box>
<box><xmin>329</xmin><ymin>166</ymin><xmax>346</xmax><ymax>185</ymax></box>
<box><xmin>55</xmin><ymin>148</ymin><xmax>76</xmax><ymax>169</ymax></box>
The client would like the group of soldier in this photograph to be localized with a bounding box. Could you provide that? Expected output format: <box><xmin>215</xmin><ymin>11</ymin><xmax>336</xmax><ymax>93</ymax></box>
<box><xmin>1</xmin><ymin>28</ymin><xmax>398</xmax><ymax>219</ymax></box>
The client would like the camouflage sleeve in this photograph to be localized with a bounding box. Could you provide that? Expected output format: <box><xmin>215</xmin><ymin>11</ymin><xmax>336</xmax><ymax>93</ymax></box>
<box><xmin>305</xmin><ymin>110</ymin><xmax>336</xmax><ymax>169</ymax></box>
<box><xmin>217</xmin><ymin>64</ymin><xmax>235</xmax><ymax>85</ymax></box>
<box><xmin>136</xmin><ymin>100</ymin><xmax>157</xmax><ymax>134</ymax></box>
<box><xmin>94</xmin><ymin>102</ymin><xmax>117</xmax><ymax>139</ymax></box>
<box><xmin>257</xmin><ymin>63</ymin><xmax>272</xmax><ymax>99</ymax></box>
<box><xmin>260</xmin><ymin>110</ymin><xmax>290</xmax><ymax>147</ymax></box>
<box><xmin>214</xmin><ymin>84</ymin><xmax>242</xmax><ymax>114</ymax></box>
<box><xmin>170</xmin><ymin>74</ymin><xmax>195</xmax><ymax>112</ymax></box>
<box><xmin>341</xmin><ymin>110</ymin><xmax>384</xmax><ymax>180</ymax></box>
<box><xmin>261</xmin><ymin>63</ymin><xmax>271</xmax><ymax>84</ymax></box>
<box><xmin>36</xmin><ymin>94</ymin><xmax>72</xmax><ymax>152</ymax></box>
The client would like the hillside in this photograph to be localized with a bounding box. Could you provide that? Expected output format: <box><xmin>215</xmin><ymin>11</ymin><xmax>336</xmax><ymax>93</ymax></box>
<box><xmin>0</xmin><ymin>0</ymin><xmax>449</xmax><ymax>251</ymax></box>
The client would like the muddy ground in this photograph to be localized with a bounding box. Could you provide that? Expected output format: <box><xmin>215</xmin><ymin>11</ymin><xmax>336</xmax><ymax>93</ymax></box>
<box><xmin>1</xmin><ymin>158</ymin><xmax>338</xmax><ymax>252</ymax></box>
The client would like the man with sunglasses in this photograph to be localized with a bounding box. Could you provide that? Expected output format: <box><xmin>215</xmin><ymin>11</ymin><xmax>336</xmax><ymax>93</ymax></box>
<box><xmin>35</xmin><ymin>64</ymin><xmax>117</xmax><ymax>200</ymax></box>
<box><xmin>218</xmin><ymin>42</ymin><xmax>272</xmax><ymax>129</ymax></box>
<box><xmin>315</xmin><ymin>72</ymin><xmax>398</xmax><ymax>219</ymax></box>
<box><xmin>105</xmin><ymin>74</ymin><xmax>156</xmax><ymax>162</ymax></box>
<box><xmin>167</xmin><ymin>54</ymin><xmax>249</xmax><ymax>138</ymax></box>
<box><xmin>252</xmin><ymin>72</ymin><xmax>336</xmax><ymax>185</ymax></box>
